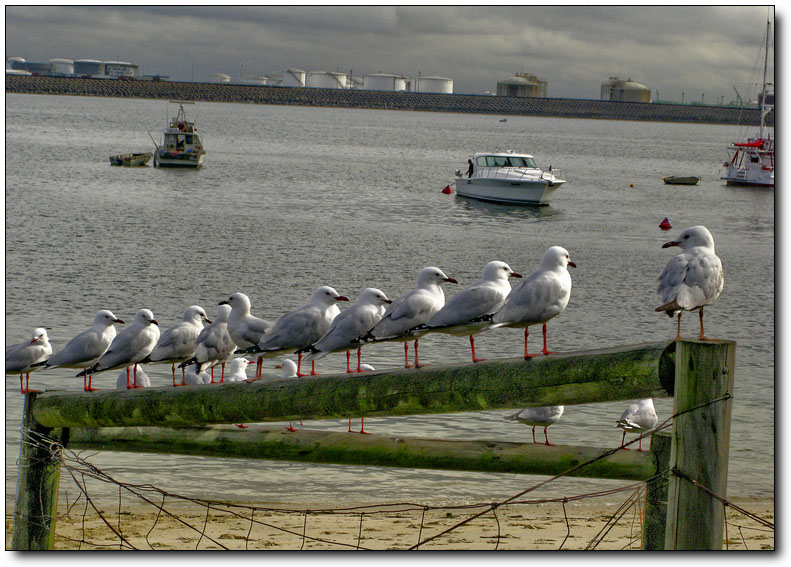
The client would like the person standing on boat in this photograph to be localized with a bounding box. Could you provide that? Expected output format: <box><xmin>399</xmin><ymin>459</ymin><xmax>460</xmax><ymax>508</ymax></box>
<box><xmin>466</xmin><ymin>159</ymin><xmax>474</xmax><ymax>178</ymax></box>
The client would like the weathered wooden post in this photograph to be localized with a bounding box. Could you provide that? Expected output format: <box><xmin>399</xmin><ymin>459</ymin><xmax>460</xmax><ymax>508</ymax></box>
<box><xmin>664</xmin><ymin>339</ymin><xmax>736</xmax><ymax>550</ymax></box>
<box><xmin>11</xmin><ymin>392</ymin><xmax>65</xmax><ymax>550</ymax></box>
<box><xmin>642</xmin><ymin>431</ymin><xmax>671</xmax><ymax>550</ymax></box>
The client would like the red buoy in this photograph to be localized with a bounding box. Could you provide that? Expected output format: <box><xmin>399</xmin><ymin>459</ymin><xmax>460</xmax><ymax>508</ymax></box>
<box><xmin>442</xmin><ymin>185</ymin><xmax>453</xmax><ymax>194</ymax></box>
<box><xmin>659</xmin><ymin>217</ymin><xmax>672</xmax><ymax>230</ymax></box>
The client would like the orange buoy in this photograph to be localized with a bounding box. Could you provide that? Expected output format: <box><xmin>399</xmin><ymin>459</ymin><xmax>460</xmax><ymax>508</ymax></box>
<box><xmin>442</xmin><ymin>185</ymin><xmax>453</xmax><ymax>194</ymax></box>
<box><xmin>659</xmin><ymin>217</ymin><xmax>672</xmax><ymax>230</ymax></box>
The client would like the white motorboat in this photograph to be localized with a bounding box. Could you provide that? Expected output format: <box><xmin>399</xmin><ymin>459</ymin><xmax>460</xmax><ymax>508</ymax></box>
<box><xmin>154</xmin><ymin>101</ymin><xmax>206</xmax><ymax>168</ymax></box>
<box><xmin>721</xmin><ymin>20</ymin><xmax>774</xmax><ymax>188</ymax></box>
<box><xmin>454</xmin><ymin>151</ymin><xmax>565</xmax><ymax>205</ymax></box>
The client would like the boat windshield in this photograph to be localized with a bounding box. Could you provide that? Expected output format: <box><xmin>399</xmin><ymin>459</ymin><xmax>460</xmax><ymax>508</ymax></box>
<box><xmin>476</xmin><ymin>155</ymin><xmax>537</xmax><ymax>168</ymax></box>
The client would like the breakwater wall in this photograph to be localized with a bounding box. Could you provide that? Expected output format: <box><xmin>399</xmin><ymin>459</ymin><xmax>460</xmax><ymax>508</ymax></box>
<box><xmin>6</xmin><ymin>75</ymin><xmax>768</xmax><ymax>126</ymax></box>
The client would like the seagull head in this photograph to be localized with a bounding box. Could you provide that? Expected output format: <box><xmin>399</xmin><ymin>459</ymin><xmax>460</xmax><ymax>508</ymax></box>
<box><xmin>358</xmin><ymin>288</ymin><xmax>392</xmax><ymax>306</ymax></box>
<box><xmin>136</xmin><ymin>309</ymin><xmax>158</xmax><ymax>326</ymax></box>
<box><xmin>418</xmin><ymin>266</ymin><xmax>458</xmax><ymax>286</ymax></box>
<box><xmin>482</xmin><ymin>260</ymin><xmax>523</xmax><ymax>281</ymax></box>
<box><xmin>312</xmin><ymin>286</ymin><xmax>350</xmax><ymax>305</ymax></box>
<box><xmin>29</xmin><ymin>328</ymin><xmax>49</xmax><ymax>345</ymax></box>
<box><xmin>220</xmin><ymin>292</ymin><xmax>251</xmax><ymax>312</ymax></box>
<box><xmin>96</xmin><ymin>309</ymin><xmax>125</xmax><ymax>326</ymax></box>
<box><xmin>662</xmin><ymin>225</ymin><xmax>715</xmax><ymax>251</ymax></box>
<box><xmin>541</xmin><ymin>246</ymin><xmax>576</xmax><ymax>269</ymax></box>
<box><xmin>185</xmin><ymin>305</ymin><xmax>211</xmax><ymax>324</ymax></box>
<box><xmin>216</xmin><ymin>303</ymin><xmax>232</xmax><ymax>321</ymax></box>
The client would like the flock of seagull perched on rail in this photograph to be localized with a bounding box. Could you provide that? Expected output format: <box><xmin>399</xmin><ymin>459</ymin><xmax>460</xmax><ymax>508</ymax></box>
<box><xmin>6</xmin><ymin>225</ymin><xmax>724</xmax><ymax>449</ymax></box>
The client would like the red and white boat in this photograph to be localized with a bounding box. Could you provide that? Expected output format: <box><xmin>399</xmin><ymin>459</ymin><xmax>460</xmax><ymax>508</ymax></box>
<box><xmin>722</xmin><ymin>20</ymin><xmax>774</xmax><ymax>188</ymax></box>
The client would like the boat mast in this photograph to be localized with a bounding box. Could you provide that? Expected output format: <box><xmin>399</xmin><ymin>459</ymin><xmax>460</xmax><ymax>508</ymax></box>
<box><xmin>759</xmin><ymin>19</ymin><xmax>770</xmax><ymax>139</ymax></box>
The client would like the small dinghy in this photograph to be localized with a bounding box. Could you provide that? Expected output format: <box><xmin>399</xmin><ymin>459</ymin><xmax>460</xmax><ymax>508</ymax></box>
<box><xmin>110</xmin><ymin>152</ymin><xmax>153</xmax><ymax>166</ymax></box>
<box><xmin>663</xmin><ymin>176</ymin><xmax>700</xmax><ymax>185</ymax></box>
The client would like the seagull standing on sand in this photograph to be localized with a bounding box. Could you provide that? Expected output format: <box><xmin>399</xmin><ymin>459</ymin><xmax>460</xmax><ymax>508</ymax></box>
<box><xmin>423</xmin><ymin>261</ymin><xmax>522</xmax><ymax>363</ymax></box>
<box><xmin>616</xmin><ymin>398</ymin><xmax>658</xmax><ymax>451</ymax></box>
<box><xmin>301</xmin><ymin>288</ymin><xmax>392</xmax><ymax>373</ymax></box>
<box><xmin>41</xmin><ymin>309</ymin><xmax>125</xmax><ymax>391</ymax></box>
<box><xmin>6</xmin><ymin>328</ymin><xmax>52</xmax><ymax>394</ymax></box>
<box><xmin>78</xmin><ymin>309</ymin><xmax>160</xmax><ymax>389</ymax></box>
<box><xmin>368</xmin><ymin>267</ymin><xmax>458</xmax><ymax>368</ymax></box>
<box><xmin>489</xmin><ymin>247</ymin><xmax>575</xmax><ymax>358</ymax></box>
<box><xmin>241</xmin><ymin>286</ymin><xmax>349</xmax><ymax>377</ymax></box>
<box><xmin>507</xmin><ymin>406</ymin><xmax>564</xmax><ymax>446</ymax></box>
<box><xmin>179</xmin><ymin>304</ymin><xmax>236</xmax><ymax>383</ymax></box>
<box><xmin>220</xmin><ymin>293</ymin><xmax>273</xmax><ymax>378</ymax></box>
<box><xmin>143</xmin><ymin>305</ymin><xmax>211</xmax><ymax>387</ymax></box>
<box><xmin>655</xmin><ymin>225</ymin><xmax>724</xmax><ymax>340</ymax></box>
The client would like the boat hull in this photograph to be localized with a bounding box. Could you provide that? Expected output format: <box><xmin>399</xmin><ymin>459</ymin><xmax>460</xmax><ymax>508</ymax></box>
<box><xmin>454</xmin><ymin>177</ymin><xmax>562</xmax><ymax>205</ymax></box>
<box><xmin>109</xmin><ymin>153</ymin><xmax>152</xmax><ymax>166</ymax></box>
<box><xmin>663</xmin><ymin>176</ymin><xmax>700</xmax><ymax>185</ymax></box>
<box><xmin>154</xmin><ymin>149</ymin><xmax>205</xmax><ymax>168</ymax></box>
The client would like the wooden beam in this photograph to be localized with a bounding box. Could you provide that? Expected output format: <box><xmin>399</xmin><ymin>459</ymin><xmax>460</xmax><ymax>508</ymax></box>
<box><xmin>31</xmin><ymin>341</ymin><xmax>675</xmax><ymax>429</ymax></box>
<box><xmin>64</xmin><ymin>424</ymin><xmax>657</xmax><ymax>481</ymax></box>
<box><xmin>11</xmin><ymin>393</ymin><xmax>65</xmax><ymax>550</ymax></box>
<box><xmin>642</xmin><ymin>431</ymin><xmax>671</xmax><ymax>550</ymax></box>
<box><xmin>664</xmin><ymin>339</ymin><xmax>736</xmax><ymax>550</ymax></box>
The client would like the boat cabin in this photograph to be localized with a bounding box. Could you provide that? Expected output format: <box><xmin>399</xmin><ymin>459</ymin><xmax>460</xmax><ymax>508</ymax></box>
<box><xmin>473</xmin><ymin>152</ymin><xmax>539</xmax><ymax>169</ymax></box>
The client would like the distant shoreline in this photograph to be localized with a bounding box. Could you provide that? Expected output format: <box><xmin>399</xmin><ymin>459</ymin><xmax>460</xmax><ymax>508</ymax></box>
<box><xmin>5</xmin><ymin>75</ymin><xmax>767</xmax><ymax>126</ymax></box>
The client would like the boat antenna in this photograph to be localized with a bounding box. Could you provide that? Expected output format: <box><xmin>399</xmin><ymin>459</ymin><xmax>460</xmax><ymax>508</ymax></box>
<box><xmin>147</xmin><ymin>130</ymin><xmax>159</xmax><ymax>150</ymax></box>
<box><xmin>759</xmin><ymin>19</ymin><xmax>770</xmax><ymax>138</ymax></box>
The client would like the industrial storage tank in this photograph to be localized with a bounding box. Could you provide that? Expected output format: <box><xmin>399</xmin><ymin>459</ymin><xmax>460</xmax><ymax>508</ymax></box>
<box><xmin>305</xmin><ymin>71</ymin><xmax>348</xmax><ymax>89</ymax></box>
<box><xmin>240</xmin><ymin>74</ymin><xmax>268</xmax><ymax>85</ymax></box>
<box><xmin>281</xmin><ymin>68</ymin><xmax>306</xmax><ymax>87</ymax></box>
<box><xmin>49</xmin><ymin>58</ymin><xmax>74</xmax><ymax>75</ymax></box>
<box><xmin>602</xmin><ymin>77</ymin><xmax>651</xmax><ymax>103</ymax></box>
<box><xmin>363</xmin><ymin>73</ymin><xmax>407</xmax><ymax>92</ymax></box>
<box><xmin>103</xmin><ymin>61</ymin><xmax>138</xmax><ymax>78</ymax></box>
<box><xmin>412</xmin><ymin>75</ymin><xmax>453</xmax><ymax>94</ymax></box>
<box><xmin>208</xmin><ymin>73</ymin><xmax>231</xmax><ymax>83</ymax></box>
<box><xmin>497</xmin><ymin>73</ymin><xmax>547</xmax><ymax>98</ymax></box>
<box><xmin>74</xmin><ymin>59</ymin><xmax>105</xmax><ymax>77</ymax></box>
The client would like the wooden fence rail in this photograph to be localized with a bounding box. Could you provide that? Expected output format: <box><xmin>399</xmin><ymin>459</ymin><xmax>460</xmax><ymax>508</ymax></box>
<box><xmin>11</xmin><ymin>338</ymin><xmax>735</xmax><ymax>551</ymax></box>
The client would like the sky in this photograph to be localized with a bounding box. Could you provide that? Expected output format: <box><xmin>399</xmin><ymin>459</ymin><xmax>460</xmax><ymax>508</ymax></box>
<box><xmin>4</xmin><ymin>4</ymin><xmax>776</xmax><ymax>103</ymax></box>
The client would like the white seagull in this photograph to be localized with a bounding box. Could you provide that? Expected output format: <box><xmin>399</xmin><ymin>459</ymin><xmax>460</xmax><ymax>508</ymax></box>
<box><xmin>616</xmin><ymin>398</ymin><xmax>658</xmax><ymax>451</ymax></box>
<box><xmin>507</xmin><ymin>406</ymin><xmax>564</xmax><ymax>446</ymax></box>
<box><xmin>179</xmin><ymin>304</ymin><xmax>236</xmax><ymax>383</ymax></box>
<box><xmin>223</xmin><ymin>357</ymin><xmax>254</xmax><ymax>382</ymax></box>
<box><xmin>423</xmin><ymin>261</ymin><xmax>522</xmax><ymax>363</ymax></box>
<box><xmin>655</xmin><ymin>225</ymin><xmax>724</xmax><ymax>340</ymax></box>
<box><xmin>143</xmin><ymin>305</ymin><xmax>211</xmax><ymax>387</ymax></box>
<box><xmin>116</xmin><ymin>364</ymin><xmax>150</xmax><ymax>389</ymax></box>
<box><xmin>368</xmin><ymin>267</ymin><xmax>458</xmax><ymax>368</ymax></box>
<box><xmin>42</xmin><ymin>309</ymin><xmax>125</xmax><ymax>391</ymax></box>
<box><xmin>184</xmin><ymin>365</ymin><xmax>212</xmax><ymax>385</ymax></box>
<box><xmin>6</xmin><ymin>327</ymin><xmax>52</xmax><ymax>394</ymax></box>
<box><xmin>489</xmin><ymin>246</ymin><xmax>575</xmax><ymax>358</ymax></box>
<box><xmin>242</xmin><ymin>286</ymin><xmax>349</xmax><ymax>377</ymax></box>
<box><xmin>78</xmin><ymin>309</ymin><xmax>160</xmax><ymax>389</ymax></box>
<box><xmin>301</xmin><ymin>288</ymin><xmax>392</xmax><ymax>373</ymax></box>
<box><xmin>219</xmin><ymin>292</ymin><xmax>273</xmax><ymax>378</ymax></box>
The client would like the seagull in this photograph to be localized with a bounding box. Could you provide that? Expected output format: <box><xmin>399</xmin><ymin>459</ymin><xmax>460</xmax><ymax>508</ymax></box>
<box><xmin>6</xmin><ymin>327</ymin><xmax>52</xmax><ymax>394</ymax></box>
<box><xmin>422</xmin><ymin>261</ymin><xmax>522</xmax><ymax>362</ymax></box>
<box><xmin>179</xmin><ymin>304</ymin><xmax>236</xmax><ymax>383</ymax></box>
<box><xmin>240</xmin><ymin>286</ymin><xmax>349</xmax><ymax>377</ymax></box>
<box><xmin>507</xmin><ymin>406</ymin><xmax>564</xmax><ymax>446</ymax></box>
<box><xmin>655</xmin><ymin>225</ymin><xmax>724</xmax><ymax>340</ymax></box>
<box><xmin>116</xmin><ymin>364</ymin><xmax>150</xmax><ymax>389</ymax></box>
<box><xmin>41</xmin><ymin>309</ymin><xmax>125</xmax><ymax>391</ymax></box>
<box><xmin>77</xmin><ymin>309</ymin><xmax>160</xmax><ymax>389</ymax></box>
<box><xmin>184</xmin><ymin>365</ymin><xmax>212</xmax><ymax>385</ymax></box>
<box><xmin>616</xmin><ymin>398</ymin><xmax>658</xmax><ymax>451</ymax></box>
<box><xmin>219</xmin><ymin>292</ymin><xmax>273</xmax><ymax>378</ymax></box>
<box><xmin>223</xmin><ymin>357</ymin><xmax>255</xmax><ymax>382</ymax></box>
<box><xmin>368</xmin><ymin>267</ymin><xmax>458</xmax><ymax>368</ymax></box>
<box><xmin>300</xmin><ymin>288</ymin><xmax>392</xmax><ymax>373</ymax></box>
<box><xmin>143</xmin><ymin>305</ymin><xmax>211</xmax><ymax>387</ymax></box>
<box><xmin>489</xmin><ymin>247</ymin><xmax>575</xmax><ymax>358</ymax></box>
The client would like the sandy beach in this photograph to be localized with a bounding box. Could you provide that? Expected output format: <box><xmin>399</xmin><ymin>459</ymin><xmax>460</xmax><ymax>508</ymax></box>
<box><xmin>7</xmin><ymin>496</ymin><xmax>773</xmax><ymax>551</ymax></box>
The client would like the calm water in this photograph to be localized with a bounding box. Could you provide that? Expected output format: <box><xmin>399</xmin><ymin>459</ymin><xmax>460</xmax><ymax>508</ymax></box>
<box><xmin>5</xmin><ymin>94</ymin><xmax>774</xmax><ymax>508</ymax></box>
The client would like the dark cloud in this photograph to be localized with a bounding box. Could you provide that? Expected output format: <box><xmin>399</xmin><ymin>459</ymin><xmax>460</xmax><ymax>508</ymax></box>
<box><xmin>5</xmin><ymin>5</ymin><xmax>775</xmax><ymax>101</ymax></box>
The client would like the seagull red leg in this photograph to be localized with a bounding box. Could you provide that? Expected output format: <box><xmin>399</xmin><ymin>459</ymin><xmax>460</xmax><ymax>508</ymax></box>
<box><xmin>531</xmin><ymin>426</ymin><xmax>537</xmax><ymax>444</ymax></box>
<box><xmin>346</xmin><ymin>351</ymin><xmax>353</xmax><ymax>373</ymax></box>
<box><xmin>524</xmin><ymin>328</ymin><xmax>537</xmax><ymax>359</ymax></box>
<box><xmin>356</xmin><ymin>348</ymin><xmax>363</xmax><ymax>372</ymax></box>
<box><xmin>126</xmin><ymin>366</ymin><xmax>131</xmax><ymax>389</ymax></box>
<box><xmin>310</xmin><ymin>360</ymin><xmax>318</xmax><ymax>376</ymax></box>
<box><xmin>698</xmin><ymin>307</ymin><xmax>710</xmax><ymax>340</ymax></box>
<box><xmin>543</xmin><ymin>427</ymin><xmax>556</xmax><ymax>446</ymax></box>
<box><xmin>403</xmin><ymin>342</ymin><xmax>413</xmax><ymax>369</ymax></box>
<box><xmin>295</xmin><ymin>353</ymin><xmax>308</xmax><ymax>377</ymax></box>
<box><xmin>620</xmin><ymin>430</ymin><xmax>629</xmax><ymax>450</ymax></box>
<box><xmin>469</xmin><ymin>335</ymin><xmax>486</xmax><ymax>363</ymax></box>
<box><xmin>541</xmin><ymin>324</ymin><xmax>557</xmax><ymax>355</ymax></box>
<box><xmin>413</xmin><ymin>340</ymin><xmax>423</xmax><ymax>368</ymax></box>
<box><xmin>358</xmin><ymin>417</ymin><xmax>371</xmax><ymax>435</ymax></box>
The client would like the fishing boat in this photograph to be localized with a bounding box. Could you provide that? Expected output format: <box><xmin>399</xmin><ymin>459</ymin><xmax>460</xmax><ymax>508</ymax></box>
<box><xmin>153</xmin><ymin>101</ymin><xmax>206</xmax><ymax>168</ymax></box>
<box><xmin>721</xmin><ymin>20</ymin><xmax>774</xmax><ymax>188</ymax></box>
<box><xmin>109</xmin><ymin>152</ymin><xmax>153</xmax><ymax>167</ymax></box>
<box><xmin>663</xmin><ymin>176</ymin><xmax>700</xmax><ymax>185</ymax></box>
<box><xmin>454</xmin><ymin>150</ymin><xmax>565</xmax><ymax>206</ymax></box>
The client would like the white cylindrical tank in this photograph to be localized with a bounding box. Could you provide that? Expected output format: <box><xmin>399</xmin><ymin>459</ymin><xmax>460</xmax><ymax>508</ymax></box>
<box><xmin>74</xmin><ymin>59</ymin><xmax>105</xmax><ymax>76</ymax></box>
<box><xmin>282</xmin><ymin>68</ymin><xmax>306</xmax><ymax>87</ymax></box>
<box><xmin>413</xmin><ymin>75</ymin><xmax>453</xmax><ymax>94</ymax></box>
<box><xmin>606</xmin><ymin>78</ymin><xmax>651</xmax><ymax>103</ymax></box>
<box><xmin>49</xmin><ymin>58</ymin><xmax>74</xmax><ymax>75</ymax></box>
<box><xmin>208</xmin><ymin>72</ymin><xmax>231</xmax><ymax>83</ymax></box>
<box><xmin>305</xmin><ymin>71</ymin><xmax>348</xmax><ymax>89</ymax></box>
<box><xmin>240</xmin><ymin>74</ymin><xmax>268</xmax><ymax>85</ymax></box>
<box><xmin>363</xmin><ymin>73</ymin><xmax>407</xmax><ymax>91</ymax></box>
